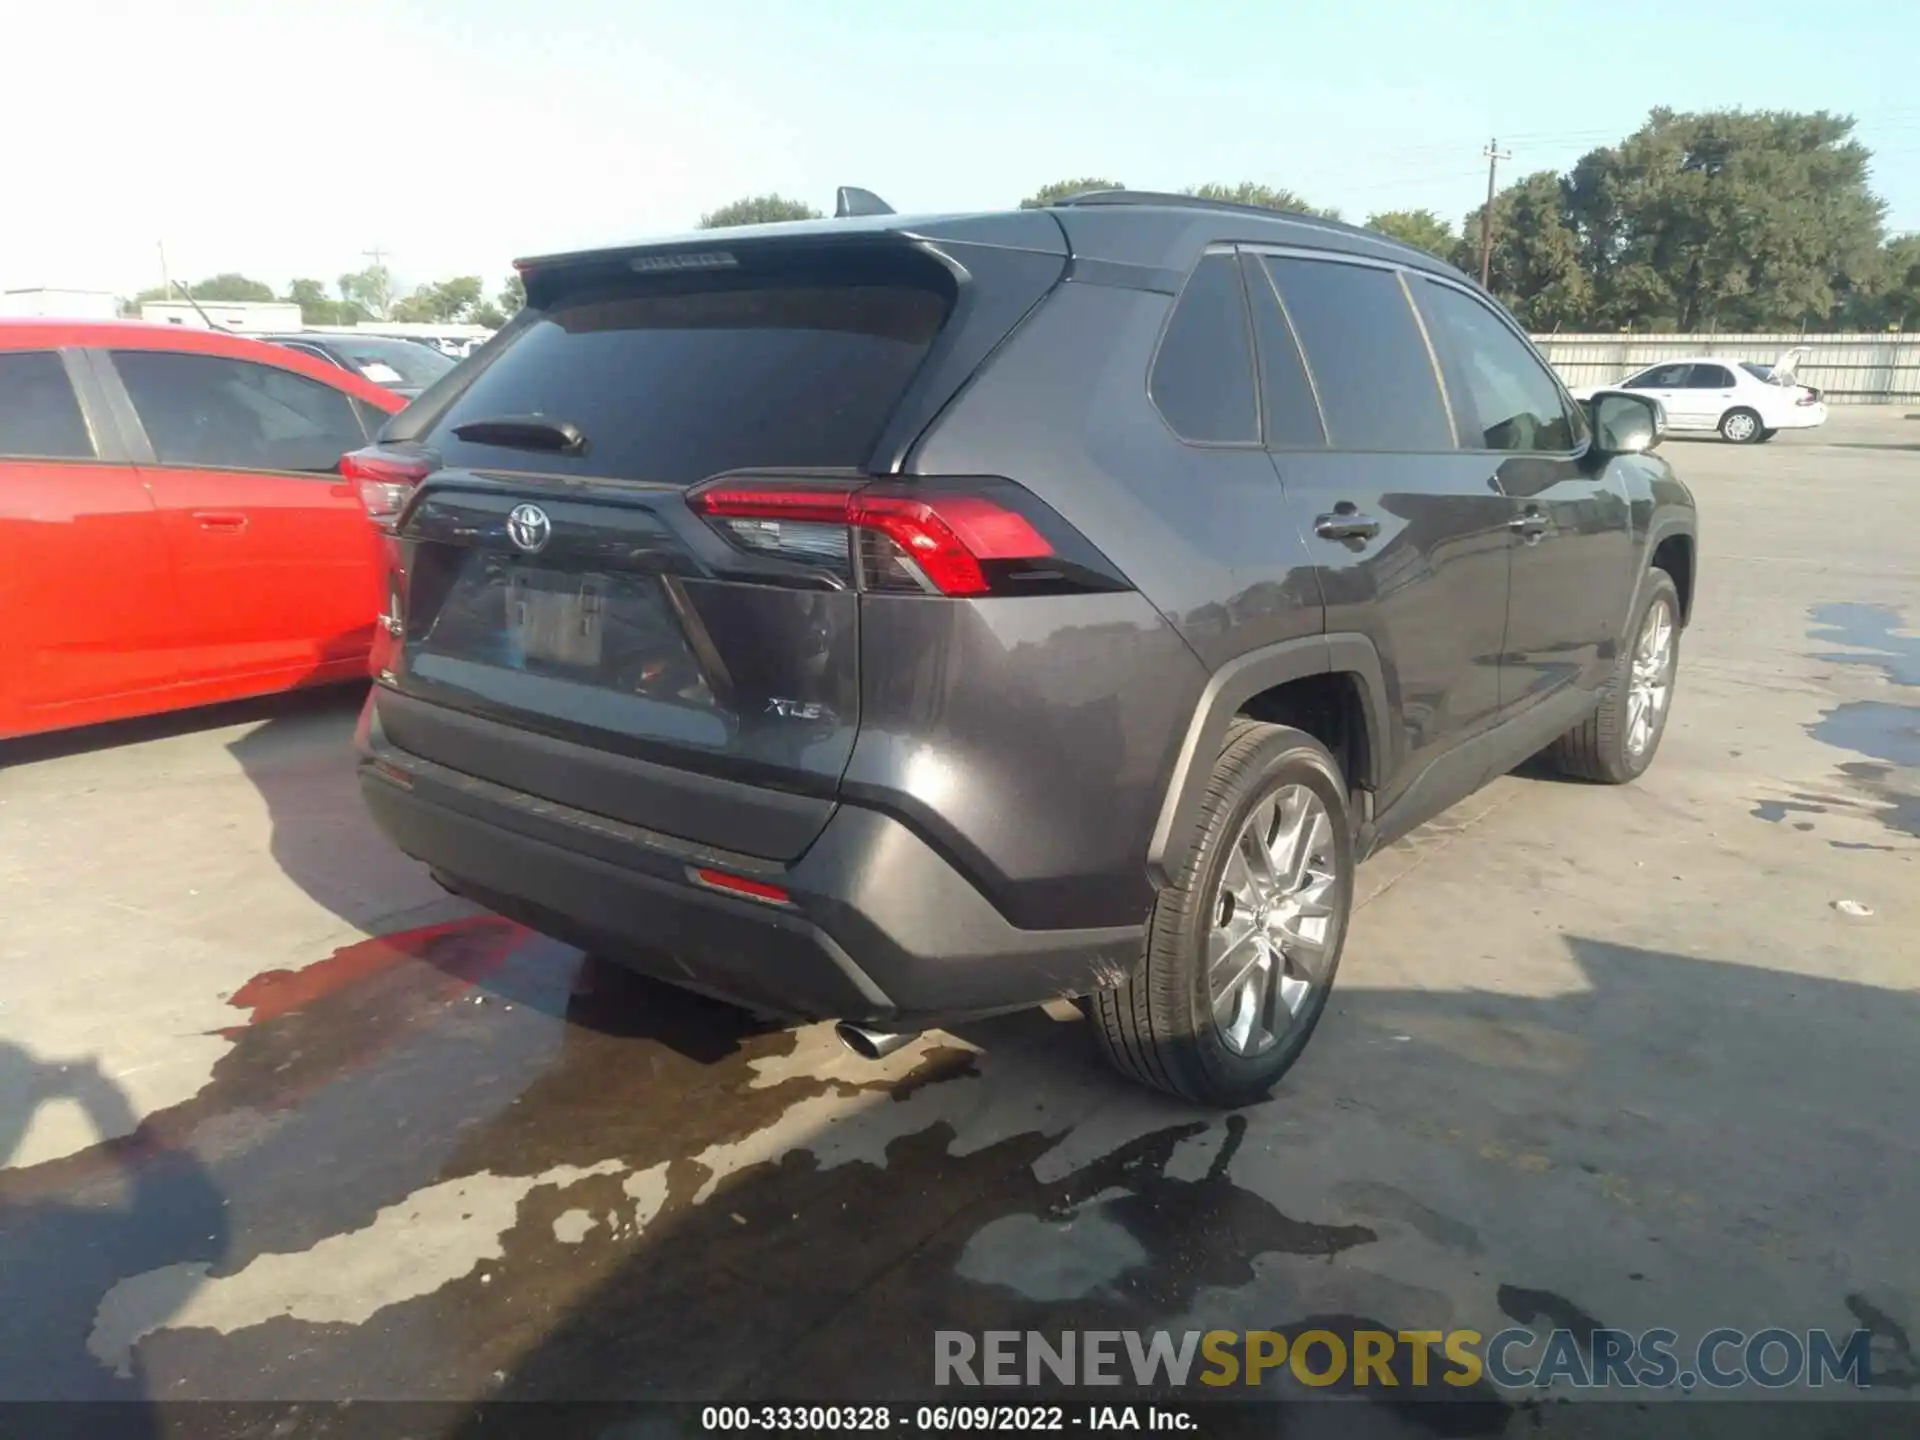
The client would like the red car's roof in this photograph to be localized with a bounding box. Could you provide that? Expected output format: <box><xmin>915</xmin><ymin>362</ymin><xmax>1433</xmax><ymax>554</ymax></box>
<box><xmin>0</xmin><ymin>318</ymin><xmax>408</xmax><ymax>412</ymax></box>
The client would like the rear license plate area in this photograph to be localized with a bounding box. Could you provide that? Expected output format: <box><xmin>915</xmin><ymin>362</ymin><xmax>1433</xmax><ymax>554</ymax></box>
<box><xmin>507</xmin><ymin>569</ymin><xmax>606</xmax><ymax>669</ymax></box>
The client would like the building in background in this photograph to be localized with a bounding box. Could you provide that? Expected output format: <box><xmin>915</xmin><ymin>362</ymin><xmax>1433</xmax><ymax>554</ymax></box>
<box><xmin>138</xmin><ymin>299</ymin><xmax>305</xmax><ymax>332</ymax></box>
<box><xmin>1</xmin><ymin>288</ymin><xmax>121</xmax><ymax>320</ymax></box>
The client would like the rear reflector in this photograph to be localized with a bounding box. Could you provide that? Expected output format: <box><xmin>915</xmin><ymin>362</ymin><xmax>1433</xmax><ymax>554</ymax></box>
<box><xmin>691</xmin><ymin>868</ymin><xmax>793</xmax><ymax>905</ymax></box>
<box><xmin>342</xmin><ymin>448</ymin><xmax>437</xmax><ymax>524</ymax></box>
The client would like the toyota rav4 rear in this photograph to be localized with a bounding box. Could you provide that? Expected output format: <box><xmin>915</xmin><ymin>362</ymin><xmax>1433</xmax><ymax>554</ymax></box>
<box><xmin>352</xmin><ymin>210</ymin><xmax>1203</xmax><ymax>1039</ymax></box>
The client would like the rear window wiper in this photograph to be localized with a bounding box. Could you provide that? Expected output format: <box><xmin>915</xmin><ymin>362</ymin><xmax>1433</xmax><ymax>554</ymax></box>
<box><xmin>449</xmin><ymin>415</ymin><xmax>587</xmax><ymax>455</ymax></box>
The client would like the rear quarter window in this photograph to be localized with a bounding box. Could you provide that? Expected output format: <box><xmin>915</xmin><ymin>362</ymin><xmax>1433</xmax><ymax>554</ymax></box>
<box><xmin>422</xmin><ymin>255</ymin><xmax>952</xmax><ymax>483</ymax></box>
<box><xmin>1148</xmin><ymin>252</ymin><xmax>1259</xmax><ymax>445</ymax></box>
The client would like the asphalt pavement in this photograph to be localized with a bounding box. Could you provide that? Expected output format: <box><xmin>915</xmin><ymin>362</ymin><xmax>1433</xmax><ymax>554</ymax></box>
<box><xmin>2</xmin><ymin>409</ymin><xmax>1916</xmax><ymax>1433</ymax></box>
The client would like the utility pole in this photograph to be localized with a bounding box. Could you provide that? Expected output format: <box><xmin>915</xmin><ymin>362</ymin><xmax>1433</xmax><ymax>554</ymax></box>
<box><xmin>1479</xmin><ymin>138</ymin><xmax>1511</xmax><ymax>289</ymax></box>
<box><xmin>363</xmin><ymin>244</ymin><xmax>389</xmax><ymax>268</ymax></box>
<box><xmin>158</xmin><ymin>241</ymin><xmax>173</xmax><ymax>300</ymax></box>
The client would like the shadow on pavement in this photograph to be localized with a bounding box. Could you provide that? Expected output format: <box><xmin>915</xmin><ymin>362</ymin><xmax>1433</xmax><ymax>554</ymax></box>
<box><xmin>3</xmin><ymin>916</ymin><xmax>1914</xmax><ymax>1435</ymax></box>
<box><xmin>0</xmin><ymin>1039</ymin><xmax>228</xmax><ymax>1433</ymax></box>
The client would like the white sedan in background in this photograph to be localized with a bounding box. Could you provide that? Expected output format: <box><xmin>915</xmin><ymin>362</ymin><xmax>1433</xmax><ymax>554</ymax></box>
<box><xmin>1571</xmin><ymin>347</ymin><xmax>1827</xmax><ymax>444</ymax></box>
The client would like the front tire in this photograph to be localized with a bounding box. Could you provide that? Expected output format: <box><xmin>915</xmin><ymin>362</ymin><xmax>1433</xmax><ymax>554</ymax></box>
<box><xmin>1719</xmin><ymin>408</ymin><xmax>1762</xmax><ymax>443</ymax></box>
<box><xmin>1545</xmin><ymin>569</ymin><xmax>1680</xmax><ymax>784</ymax></box>
<box><xmin>1092</xmin><ymin>721</ymin><xmax>1352</xmax><ymax>1107</ymax></box>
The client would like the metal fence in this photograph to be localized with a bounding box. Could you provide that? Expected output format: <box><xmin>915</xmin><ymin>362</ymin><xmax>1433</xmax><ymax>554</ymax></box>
<box><xmin>1528</xmin><ymin>332</ymin><xmax>1919</xmax><ymax>405</ymax></box>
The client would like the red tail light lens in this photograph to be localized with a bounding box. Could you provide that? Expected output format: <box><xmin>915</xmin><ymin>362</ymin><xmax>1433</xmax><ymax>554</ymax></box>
<box><xmin>341</xmin><ymin>448</ymin><xmax>436</xmax><ymax>524</ymax></box>
<box><xmin>688</xmin><ymin>478</ymin><xmax>1100</xmax><ymax>598</ymax></box>
<box><xmin>690</xmin><ymin>868</ymin><xmax>792</xmax><ymax>905</ymax></box>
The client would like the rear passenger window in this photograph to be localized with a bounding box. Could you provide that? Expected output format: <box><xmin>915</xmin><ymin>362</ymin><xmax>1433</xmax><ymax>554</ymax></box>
<box><xmin>111</xmin><ymin>351</ymin><xmax>367</xmax><ymax>474</ymax></box>
<box><xmin>1261</xmin><ymin>257</ymin><xmax>1452</xmax><ymax>451</ymax></box>
<box><xmin>0</xmin><ymin>351</ymin><xmax>94</xmax><ymax>460</ymax></box>
<box><xmin>1149</xmin><ymin>252</ymin><xmax>1258</xmax><ymax>445</ymax></box>
<box><xmin>1689</xmin><ymin>364</ymin><xmax>1734</xmax><ymax>389</ymax></box>
<box><xmin>1415</xmin><ymin>280</ymin><xmax>1577</xmax><ymax>453</ymax></box>
<box><xmin>1239</xmin><ymin>253</ymin><xmax>1326</xmax><ymax>448</ymax></box>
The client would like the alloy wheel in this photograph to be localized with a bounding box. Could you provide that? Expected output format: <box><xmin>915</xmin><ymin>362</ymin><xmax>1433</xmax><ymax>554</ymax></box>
<box><xmin>1627</xmin><ymin>597</ymin><xmax>1675</xmax><ymax>758</ymax></box>
<box><xmin>1208</xmin><ymin>784</ymin><xmax>1337</xmax><ymax>1056</ymax></box>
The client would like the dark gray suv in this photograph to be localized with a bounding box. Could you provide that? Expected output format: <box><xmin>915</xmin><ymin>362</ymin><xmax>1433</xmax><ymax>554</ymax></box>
<box><xmin>348</xmin><ymin>190</ymin><xmax>1696</xmax><ymax>1107</ymax></box>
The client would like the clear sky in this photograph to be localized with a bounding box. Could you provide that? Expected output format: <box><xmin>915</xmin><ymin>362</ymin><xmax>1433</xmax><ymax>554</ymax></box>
<box><xmin>4</xmin><ymin>0</ymin><xmax>1914</xmax><ymax>298</ymax></box>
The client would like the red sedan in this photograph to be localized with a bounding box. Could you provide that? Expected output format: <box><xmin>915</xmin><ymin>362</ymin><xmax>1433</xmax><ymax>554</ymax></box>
<box><xmin>0</xmin><ymin>320</ymin><xmax>407</xmax><ymax>739</ymax></box>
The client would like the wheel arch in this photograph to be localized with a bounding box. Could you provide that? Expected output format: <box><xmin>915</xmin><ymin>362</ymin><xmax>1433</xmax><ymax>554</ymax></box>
<box><xmin>1146</xmin><ymin>634</ymin><xmax>1389</xmax><ymax>890</ymax></box>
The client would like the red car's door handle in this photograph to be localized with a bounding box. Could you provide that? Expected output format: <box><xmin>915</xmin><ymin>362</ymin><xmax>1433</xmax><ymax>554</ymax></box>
<box><xmin>192</xmin><ymin>510</ymin><xmax>249</xmax><ymax>532</ymax></box>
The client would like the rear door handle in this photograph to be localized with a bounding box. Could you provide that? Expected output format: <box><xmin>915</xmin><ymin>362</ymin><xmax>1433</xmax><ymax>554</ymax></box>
<box><xmin>1509</xmin><ymin>508</ymin><xmax>1549</xmax><ymax>540</ymax></box>
<box><xmin>1315</xmin><ymin>507</ymin><xmax>1381</xmax><ymax>541</ymax></box>
<box><xmin>192</xmin><ymin>510</ymin><xmax>248</xmax><ymax>532</ymax></box>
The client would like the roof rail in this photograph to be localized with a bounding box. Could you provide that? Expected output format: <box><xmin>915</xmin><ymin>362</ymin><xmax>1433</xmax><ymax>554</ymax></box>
<box><xmin>835</xmin><ymin>186</ymin><xmax>895</xmax><ymax>218</ymax></box>
<box><xmin>1049</xmin><ymin>188</ymin><xmax>1434</xmax><ymax>258</ymax></box>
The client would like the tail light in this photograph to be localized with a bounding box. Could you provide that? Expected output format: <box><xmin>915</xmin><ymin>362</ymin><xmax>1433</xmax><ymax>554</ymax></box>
<box><xmin>687</xmin><ymin>476</ymin><xmax>1127</xmax><ymax>598</ymax></box>
<box><xmin>341</xmin><ymin>447</ymin><xmax>437</xmax><ymax>525</ymax></box>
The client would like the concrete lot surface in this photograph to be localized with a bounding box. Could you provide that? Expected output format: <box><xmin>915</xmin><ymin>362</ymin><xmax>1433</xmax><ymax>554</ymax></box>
<box><xmin>2</xmin><ymin>409</ymin><xmax>1916</xmax><ymax>1432</ymax></box>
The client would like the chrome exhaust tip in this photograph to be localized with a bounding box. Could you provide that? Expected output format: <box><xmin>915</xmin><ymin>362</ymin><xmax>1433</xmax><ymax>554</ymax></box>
<box><xmin>834</xmin><ymin>1022</ymin><xmax>919</xmax><ymax>1060</ymax></box>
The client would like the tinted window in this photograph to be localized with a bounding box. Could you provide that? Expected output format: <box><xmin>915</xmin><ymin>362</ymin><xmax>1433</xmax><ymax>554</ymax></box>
<box><xmin>351</xmin><ymin>396</ymin><xmax>390</xmax><ymax>438</ymax></box>
<box><xmin>1740</xmin><ymin>362</ymin><xmax>1773</xmax><ymax>382</ymax></box>
<box><xmin>1263</xmin><ymin>257</ymin><xmax>1451</xmax><ymax>451</ymax></box>
<box><xmin>1416</xmin><ymin>281</ymin><xmax>1577</xmax><ymax>452</ymax></box>
<box><xmin>1627</xmin><ymin>363</ymin><xmax>1692</xmax><ymax>389</ymax></box>
<box><xmin>1688</xmin><ymin>364</ymin><xmax>1734</xmax><ymax>389</ymax></box>
<box><xmin>426</xmin><ymin>259</ymin><xmax>951</xmax><ymax>482</ymax></box>
<box><xmin>0</xmin><ymin>351</ymin><xmax>94</xmax><ymax>460</ymax></box>
<box><xmin>327</xmin><ymin>336</ymin><xmax>455</xmax><ymax>389</ymax></box>
<box><xmin>1239</xmin><ymin>253</ymin><xmax>1326</xmax><ymax>448</ymax></box>
<box><xmin>1149</xmin><ymin>252</ymin><xmax>1258</xmax><ymax>444</ymax></box>
<box><xmin>112</xmin><ymin>351</ymin><xmax>367</xmax><ymax>473</ymax></box>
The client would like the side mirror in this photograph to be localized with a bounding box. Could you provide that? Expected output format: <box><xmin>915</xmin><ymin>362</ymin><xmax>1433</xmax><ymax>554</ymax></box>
<box><xmin>1587</xmin><ymin>390</ymin><xmax>1662</xmax><ymax>455</ymax></box>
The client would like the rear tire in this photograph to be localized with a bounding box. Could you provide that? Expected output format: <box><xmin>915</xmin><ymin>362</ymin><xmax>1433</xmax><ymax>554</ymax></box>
<box><xmin>1092</xmin><ymin>721</ymin><xmax>1352</xmax><ymax>1107</ymax></box>
<box><xmin>1719</xmin><ymin>408</ymin><xmax>1762</xmax><ymax>443</ymax></box>
<box><xmin>1757</xmin><ymin>427</ymin><xmax>1777</xmax><ymax>443</ymax></box>
<box><xmin>1545</xmin><ymin>569</ymin><xmax>1680</xmax><ymax>784</ymax></box>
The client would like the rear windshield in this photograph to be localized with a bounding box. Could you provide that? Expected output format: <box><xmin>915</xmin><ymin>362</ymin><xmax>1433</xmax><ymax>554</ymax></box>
<box><xmin>421</xmin><ymin>254</ymin><xmax>952</xmax><ymax>482</ymax></box>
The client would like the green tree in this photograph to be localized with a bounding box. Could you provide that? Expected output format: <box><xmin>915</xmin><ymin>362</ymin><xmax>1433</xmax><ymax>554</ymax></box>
<box><xmin>1840</xmin><ymin>234</ymin><xmax>1920</xmax><ymax>330</ymax></box>
<box><xmin>697</xmin><ymin>194</ymin><xmax>822</xmax><ymax>229</ymax></box>
<box><xmin>498</xmin><ymin>273</ymin><xmax>525</xmax><ymax>314</ymax></box>
<box><xmin>1185</xmin><ymin>182</ymin><xmax>1339</xmax><ymax>220</ymax></box>
<box><xmin>1019</xmin><ymin>177</ymin><xmax>1125</xmax><ymax>208</ymax></box>
<box><xmin>1364</xmin><ymin>208</ymin><xmax>1456</xmax><ymax>257</ymax></box>
<box><xmin>1456</xmin><ymin>170</ymin><xmax>1593</xmax><ymax>331</ymax></box>
<box><xmin>285</xmin><ymin>277</ymin><xmax>370</xmax><ymax>326</ymax></box>
<box><xmin>392</xmin><ymin>275</ymin><xmax>486</xmax><ymax>323</ymax></box>
<box><xmin>1564</xmin><ymin>108</ymin><xmax>1885</xmax><ymax>331</ymax></box>
<box><xmin>338</xmin><ymin>263</ymin><xmax>396</xmax><ymax>321</ymax></box>
<box><xmin>130</xmin><ymin>272</ymin><xmax>278</xmax><ymax>307</ymax></box>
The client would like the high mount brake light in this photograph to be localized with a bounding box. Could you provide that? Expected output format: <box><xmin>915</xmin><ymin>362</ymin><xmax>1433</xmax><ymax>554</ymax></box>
<box><xmin>341</xmin><ymin>448</ymin><xmax>436</xmax><ymax>524</ymax></box>
<box><xmin>689</xmin><ymin>482</ymin><xmax>1056</xmax><ymax>598</ymax></box>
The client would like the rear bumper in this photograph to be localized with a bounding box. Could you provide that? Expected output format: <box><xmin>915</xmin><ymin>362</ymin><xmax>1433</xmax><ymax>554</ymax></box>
<box><xmin>1775</xmin><ymin>403</ymin><xmax>1827</xmax><ymax>429</ymax></box>
<box><xmin>357</xmin><ymin>696</ymin><xmax>1143</xmax><ymax>1025</ymax></box>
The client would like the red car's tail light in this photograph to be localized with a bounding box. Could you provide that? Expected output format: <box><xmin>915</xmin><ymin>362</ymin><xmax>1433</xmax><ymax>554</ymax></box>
<box><xmin>341</xmin><ymin>448</ymin><xmax>436</xmax><ymax>524</ymax></box>
<box><xmin>687</xmin><ymin>477</ymin><xmax>1119</xmax><ymax>598</ymax></box>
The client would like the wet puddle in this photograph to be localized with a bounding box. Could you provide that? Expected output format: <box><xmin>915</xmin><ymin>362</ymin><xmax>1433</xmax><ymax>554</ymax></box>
<box><xmin>1810</xmin><ymin>602</ymin><xmax>1920</xmax><ymax>687</ymax></box>
<box><xmin>1790</xmin><ymin>605</ymin><xmax>1920</xmax><ymax>841</ymax></box>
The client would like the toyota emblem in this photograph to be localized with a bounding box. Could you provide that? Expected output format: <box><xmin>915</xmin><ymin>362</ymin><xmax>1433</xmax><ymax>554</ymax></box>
<box><xmin>506</xmin><ymin>503</ymin><xmax>552</xmax><ymax>554</ymax></box>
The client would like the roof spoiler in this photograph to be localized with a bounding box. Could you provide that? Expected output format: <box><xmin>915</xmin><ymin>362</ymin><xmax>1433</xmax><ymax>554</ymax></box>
<box><xmin>835</xmin><ymin>186</ymin><xmax>895</xmax><ymax>218</ymax></box>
